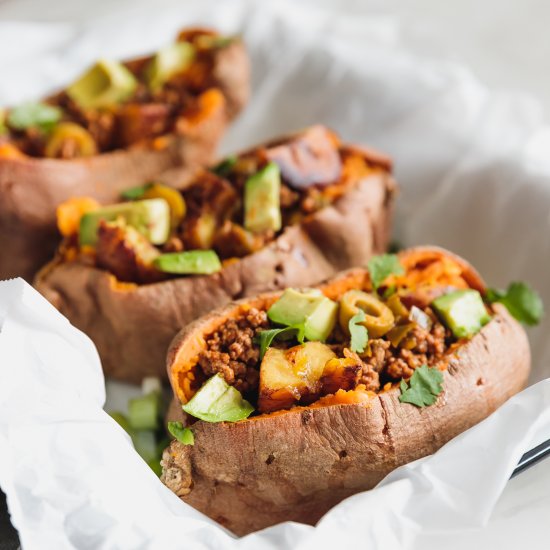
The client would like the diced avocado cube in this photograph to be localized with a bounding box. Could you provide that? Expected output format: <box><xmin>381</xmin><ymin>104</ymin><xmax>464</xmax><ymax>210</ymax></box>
<box><xmin>67</xmin><ymin>59</ymin><xmax>137</xmax><ymax>110</ymax></box>
<box><xmin>7</xmin><ymin>102</ymin><xmax>62</xmax><ymax>133</ymax></box>
<box><xmin>267</xmin><ymin>288</ymin><xmax>338</xmax><ymax>342</ymax></box>
<box><xmin>131</xmin><ymin>430</ymin><xmax>158</xmax><ymax>463</ymax></box>
<box><xmin>128</xmin><ymin>391</ymin><xmax>161</xmax><ymax>431</ymax></box>
<box><xmin>432</xmin><ymin>289</ymin><xmax>491</xmax><ymax>339</ymax></box>
<box><xmin>244</xmin><ymin>162</ymin><xmax>282</xmax><ymax>233</ymax></box>
<box><xmin>153</xmin><ymin>250</ymin><xmax>221</xmax><ymax>275</ymax></box>
<box><xmin>146</xmin><ymin>42</ymin><xmax>195</xmax><ymax>92</ymax></box>
<box><xmin>182</xmin><ymin>374</ymin><xmax>254</xmax><ymax>422</ymax></box>
<box><xmin>79</xmin><ymin>198</ymin><xmax>170</xmax><ymax>246</ymax></box>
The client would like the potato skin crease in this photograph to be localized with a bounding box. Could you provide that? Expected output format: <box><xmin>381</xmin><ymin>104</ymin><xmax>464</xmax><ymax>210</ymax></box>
<box><xmin>35</xmin><ymin>143</ymin><xmax>396</xmax><ymax>383</ymax></box>
<box><xmin>0</xmin><ymin>38</ymin><xmax>249</xmax><ymax>281</ymax></box>
<box><xmin>161</xmin><ymin>247</ymin><xmax>530</xmax><ymax>536</ymax></box>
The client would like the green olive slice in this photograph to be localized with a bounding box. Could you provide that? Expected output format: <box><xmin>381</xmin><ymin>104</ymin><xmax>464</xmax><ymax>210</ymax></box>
<box><xmin>44</xmin><ymin>122</ymin><xmax>97</xmax><ymax>159</ymax></box>
<box><xmin>339</xmin><ymin>289</ymin><xmax>395</xmax><ymax>339</ymax></box>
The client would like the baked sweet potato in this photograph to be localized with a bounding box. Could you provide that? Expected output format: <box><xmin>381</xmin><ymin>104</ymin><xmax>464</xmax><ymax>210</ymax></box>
<box><xmin>35</xmin><ymin>126</ymin><xmax>396</xmax><ymax>383</ymax></box>
<box><xmin>160</xmin><ymin>246</ymin><xmax>530</xmax><ymax>535</ymax></box>
<box><xmin>0</xmin><ymin>28</ymin><xmax>250</xmax><ymax>281</ymax></box>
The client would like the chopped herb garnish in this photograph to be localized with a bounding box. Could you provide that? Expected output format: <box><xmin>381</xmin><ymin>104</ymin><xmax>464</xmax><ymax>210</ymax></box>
<box><xmin>167</xmin><ymin>421</ymin><xmax>194</xmax><ymax>445</ymax></box>
<box><xmin>399</xmin><ymin>364</ymin><xmax>444</xmax><ymax>407</ymax></box>
<box><xmin>348</xmin><ymin>311</ymin><xmax>368</xmax><ymax>353</ymax></box>
<box><xmin>120</xmin><ymin>182</ymin><xmax>153</xmax><ymax>200</ymax></box>
<box><xmin>7</xmin><ymin>102</ymin><xmax>62</xmax><ymax>133</ymax></box>
<box><xmin>367</xmin><ymin>253</ymin><xmax>405</xmax><ymax>290</ymax></box>
<box><xmin>212</xmin><ymin>155</ymin><xmax>237</xmax><ymax>177</ymax></box>
<box><xmin>487</xmin><ymin>282</ymin><xmax>543</xmax><ymax>326</ymax></box>
<box><xmin>256</xmin><ymin>327</ymin><xmax>298</xmax><ymax>359</ymax></box>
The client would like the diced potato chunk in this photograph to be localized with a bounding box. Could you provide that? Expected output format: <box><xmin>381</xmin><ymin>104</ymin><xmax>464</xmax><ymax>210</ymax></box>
<box><xmin>258</xmin><ymin>341</ymin><xmax>336</xmax><ymax>413</ymax></box>
<box><xmin>320</xmin><ymin>356</ymin><xmax>362</xmax><ymax>395</ymax></box>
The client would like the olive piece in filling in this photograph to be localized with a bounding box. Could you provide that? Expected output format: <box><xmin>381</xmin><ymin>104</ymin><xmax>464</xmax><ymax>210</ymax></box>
<box><xmin>339</xmin><ymin>290</ymin><xmax>395</xmax><ymax>338</ymax></box>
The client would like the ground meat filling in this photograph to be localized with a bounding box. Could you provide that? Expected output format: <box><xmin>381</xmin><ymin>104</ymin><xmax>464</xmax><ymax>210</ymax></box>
<box><xmin>198</xmin><ymin>308</ymin><xmax>269</xmax><ymax>395</ymax></box>
<box><xmin>197</xmin><ymin>302</ymin><xmax>451</xmax><ymax>402</ymax></box>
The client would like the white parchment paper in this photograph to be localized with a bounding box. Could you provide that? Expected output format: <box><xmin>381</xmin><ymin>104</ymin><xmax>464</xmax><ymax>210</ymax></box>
<box><xmin>1</xmin><ymin>0</ymin><xmax>549</xmax><ymax>548</ymax></box>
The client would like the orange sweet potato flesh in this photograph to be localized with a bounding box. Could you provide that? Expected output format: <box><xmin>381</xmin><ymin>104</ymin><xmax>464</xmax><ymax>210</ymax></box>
<box><xmin>35</xmin><ymin>132</ymin><xmax>396</xmax><ymax>383</ymax></box>
<box><xmin>161</xmin><ymin>247</ymin><xmax>530</xmax><ymax>536</ymax></box>
<box><xmin>0</xmin><ymin>34</ymin><xmax>250</xmax><ymax>281</ymax></box>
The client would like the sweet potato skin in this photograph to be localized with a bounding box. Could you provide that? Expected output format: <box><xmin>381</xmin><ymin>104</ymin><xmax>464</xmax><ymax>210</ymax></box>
<box><xmin>35</xmin><ymin>168</ymin><xmax>396</xmax><ymax>383</ymax></box>
<box><xmin>0</xmin><ymin>39</ymin><xmax>250</xmax><ymax>281</ymax></box>
<box><xmin>160</xmin><ymin>249</ymin><xmax>530</xmax><ymax>535</ymax></box>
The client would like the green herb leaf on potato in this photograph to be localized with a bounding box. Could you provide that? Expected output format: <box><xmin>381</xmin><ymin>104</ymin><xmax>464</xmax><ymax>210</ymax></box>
<box><xmin>368</xmin><ymin>253</ymin><xmax>405</xmax><ymax>290</ymax></box>
<box><xmin>399</xmin><ymin>364</ymin><xmax>444</xmax><ymax>407</ymax></box>
<box><xmin>167</xmin><ymin>421</ymin><xmax>195</xmax><ymax>445</ymax></box>
<box><xmin>256</xmin><ymin>327</ymin><xmax>298</xmax><ymax>359</ymax></box>
<box><xmin>487</xmin><ymin>282</ymin><xmax>543</xmax><ymax>326</ymax></box>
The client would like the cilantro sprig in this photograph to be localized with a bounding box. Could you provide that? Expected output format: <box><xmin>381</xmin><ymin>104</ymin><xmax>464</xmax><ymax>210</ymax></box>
<box><xmin>255</xmin><ymin>327</ymin><xmax>298</xmax><ymax>359</ymax></box>
<box><xmin>120</xmin><ymin>182</ymin><xmax>153</xmax><ymax>200</ymax></box>
<box><xmin>367</xmin><ymin>253</ymin><xmax>405</xmax><ymax>290</ymax></box>
<box><xmin>349</xmin><ymin>311</ymin><xmax>368</xmax><ymax>353</ymax></box>
<box><xmin>487</xmin><ymin>282</ymin><xmax>543</xmax><ymax>326</ymax></box>
<box><xmin>212</xmin><ymin>155</ymin><xmax>237</xmax><ymax>177</ymax></box>
<box><xmin>399</xmin><ymin>364</ymin><xmax>444</xmax><ymax>407</ymax></box>
<box><xmin>167</xmin><ymin>421</ymin><xmax>194</xmax><ymax>445</ymax></box>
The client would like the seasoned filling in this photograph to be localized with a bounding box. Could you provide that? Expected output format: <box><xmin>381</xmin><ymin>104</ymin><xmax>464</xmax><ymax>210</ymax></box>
<box><xmin>174</xmin><ymin>250</ymin><xmax>497</xmax><ymax>419</ymax></box>
<box><xmin>200</xmin><ymin>303</ymin><xmax>449</xmax><ymax>396</ymax></box>
<box><xmin>198</xmin><ymin>308</ymin><xmax>269</xmax><ymax>395</ymax></box>
<box><xmin>367</xmin><ymin>314</ymin><xmax>448</xmax><ymax>382</ymax></box>
<box><xmin>0</xmin><ymin>29</ymin><xmax>236</xmax><ymax>158</ymax></box>
<box><xmin>55</xmin><ymin>125</ymin><xmax>391</xmax><ymax>285</ymax></box>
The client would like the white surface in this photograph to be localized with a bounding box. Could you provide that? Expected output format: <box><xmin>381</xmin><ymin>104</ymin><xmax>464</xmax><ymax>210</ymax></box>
<box><xmin>0</xmin><ymin>0</ymin><xmax>549</xmax><ymax>548</ymax></box>
<box><xmin>0</xmin><ymin>0</ymin><xmax>549</xmax><ymax>111</ymax></box>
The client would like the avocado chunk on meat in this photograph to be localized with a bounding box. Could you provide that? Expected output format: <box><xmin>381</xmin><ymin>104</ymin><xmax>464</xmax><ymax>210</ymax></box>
<box><xmin>67</xmin><ymin>59</ymin><xmax>137</xmax><ymax>110</ymax></box>
<box><xmin>244</xmin><ymin>162</ymin><xmax>282</xmax><ymax>233</ymax></box>
<box><xmin>267</xmin><ymin>288</ymin><xmax>338</xmax><ymax>342</ymax></box>
<box><xmin>79</xmin><ymin>198</ymin><xmax>170</xmax><ymax>246</ymax></box>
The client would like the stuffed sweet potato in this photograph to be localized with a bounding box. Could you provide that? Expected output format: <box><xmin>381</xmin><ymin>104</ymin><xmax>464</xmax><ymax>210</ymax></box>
<box><xmin>35</xmin><ymin>125</ymin><xmax>396</xmax><ymax>383</ymax></box>
<box><xmin>0</xmin><ymin>27</ymin><xmax>249</xmax><ymax>280</ymax></box>
<box><xmin>160</xmin><ymin>246</ymin><xmax>531</xmax><ymax>535</ymax></box>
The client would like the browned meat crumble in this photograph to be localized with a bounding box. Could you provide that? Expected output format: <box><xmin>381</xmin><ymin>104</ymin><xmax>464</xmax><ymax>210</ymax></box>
<box><xmin>198</xmin><ymin>308</ymin><xmax>269</xmax><ymax>394</ymax></box>
<box><xmin>197</xmin><ymin>303</ymin><xmax>450</xmax><ymax>399</ymax></box>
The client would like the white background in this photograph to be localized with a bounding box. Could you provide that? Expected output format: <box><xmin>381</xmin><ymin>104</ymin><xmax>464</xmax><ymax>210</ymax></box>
<box><xmin>0</xmin><ymin>0</ymin><xmax>548</xmax><ymax>113</ymax></box>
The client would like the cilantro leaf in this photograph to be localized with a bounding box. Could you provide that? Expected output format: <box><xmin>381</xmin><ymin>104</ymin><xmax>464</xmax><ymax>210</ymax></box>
<box><xmin>7</xmin><ymin>102</ymin><xmax>62</xmax><ymax>133</ymax></box>
<box><xmin>167</xmin><ymin>421</ymin><xmax>194</xmax><ymax>445</ymax></box>
<box><xmin>121</xmin><ymin>182</ymin><xmax>153</xmax><ymax>200</ymax></box>
<box><xmin>256</xmin><ymin>327</ymin><xmax>298</xmax><ymax>359</ymax></box>
<box><xmin>486</xmin><ymin>282</ymin><xmax>543</xmax><ymax>326</ymax></box>
<box><xmin>399</xmin><ymin>364</ymin><xmax>444</xmax><ymax>407</ymax></box>
<box><xmin>212</xmin><ymin>155</ymin><xmax>237</xmax><ymax>177</ymax></box>
<box><xmin>367</xmin><ymin>253</ymin><xmax>405</xmax><ymax>289</ymax></box>
<box><xmin>349</xmin><ymin>310</ymin><xmax>368</xmax><ymax>353</ymax></box>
